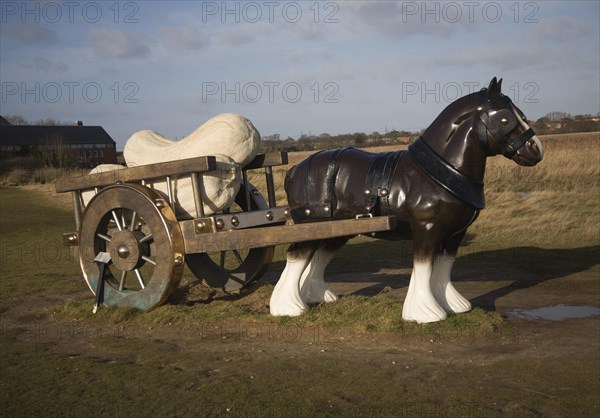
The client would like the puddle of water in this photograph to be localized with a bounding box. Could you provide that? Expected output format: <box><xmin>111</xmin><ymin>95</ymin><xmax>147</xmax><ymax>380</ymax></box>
<box><xmin>507</xmin><ymin>304</ymin><xmax>600</xmax><ymax>321</ymax></box>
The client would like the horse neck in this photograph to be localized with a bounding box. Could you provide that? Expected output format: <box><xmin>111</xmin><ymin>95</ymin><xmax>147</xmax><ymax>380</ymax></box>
<box><xmin>420</xmin><ymin>92</ymin><xmax>487</xmax><ymax>181</ymax></box>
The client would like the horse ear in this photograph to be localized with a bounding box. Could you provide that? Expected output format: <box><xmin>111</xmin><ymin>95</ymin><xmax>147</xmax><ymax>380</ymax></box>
<box><xmin>486</xmin><ymin>77</ymin><xmax>501</xmax><ymax>100</ymax></box>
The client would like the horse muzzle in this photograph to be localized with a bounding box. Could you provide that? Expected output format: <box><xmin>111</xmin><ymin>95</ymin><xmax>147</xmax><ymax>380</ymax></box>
<box><xmin>512</xmin><ymin>135</ymin><xmax>544</xmax><ymax>166</ymax></box>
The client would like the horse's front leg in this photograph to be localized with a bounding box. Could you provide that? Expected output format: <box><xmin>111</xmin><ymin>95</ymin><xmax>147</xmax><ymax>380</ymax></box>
<box><xmin>431</xmin><ymin>231</ymin><xmax>472</xmax><ymax>314</ymax></box>
<box><xmin>402</xmin><ymin>227</ymin><xmax>447</xmax><ymax>323</ymax></box>
<box><xmin>270</xmin><ymin>241</ymin><xmax>318</xmax><ymax>316</ymax></box>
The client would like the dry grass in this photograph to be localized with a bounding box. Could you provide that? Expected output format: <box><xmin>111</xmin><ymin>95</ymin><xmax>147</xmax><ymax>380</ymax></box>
<box><xmin>473</xmin><ymin>132</ymin><xmax>599</xmax><ymax>247</ymax></box>
<box><xmin>11</xmin><ymin>131</ymin><xmax>600</xmax><ymax>249</ymax></box>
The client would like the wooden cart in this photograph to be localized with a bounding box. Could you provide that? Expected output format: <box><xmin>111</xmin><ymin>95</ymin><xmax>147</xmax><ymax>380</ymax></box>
<box><xmin>56</xmin><ymin>152</ymin><xmax>396</xmax><ymax>311</ymax></box>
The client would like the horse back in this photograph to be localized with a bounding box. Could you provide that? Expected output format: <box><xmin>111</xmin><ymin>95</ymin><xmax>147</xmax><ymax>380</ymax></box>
<box><xmin>285</xmin><ymin>147</ymin><xmax>407</xmax><ymax>222</ymax></box>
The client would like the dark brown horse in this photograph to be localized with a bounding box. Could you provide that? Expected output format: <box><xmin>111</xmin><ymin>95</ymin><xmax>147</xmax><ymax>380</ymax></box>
<box><xmin>269</xmin><ymin>78</ymin><xmax>544</xmax><ymax>323</ymax></box>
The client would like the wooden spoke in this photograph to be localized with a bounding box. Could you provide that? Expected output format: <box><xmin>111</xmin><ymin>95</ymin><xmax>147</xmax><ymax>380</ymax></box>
<box><xmin>111</xmin><ymin>210</ymin><xmax>123</xmax><ymax>231</ymax></box>
<box><xmin>139</xmin><ymin>233</ymin><xmax>153</xmax><ymax>243</ymax></box>
<box><xmin>219</xmin><ymin>252</ymin><xmax>226</xmax><ymax>269</ymax></box>
<box><xmin>135</xmin><ymin>269</ymin><xmax>146</xmax><ymax>289</ymax></box>
<box><xmin>141</xmin><ymin>255</ymin><xmax>157</xmax><ymax>266</ymax></box>
<box><xmin>97</xmin><ymin>233</ymin><xmax>112</xmax><ymax>242</ymax></box>
<box><xmin>233</xmin><ymin>250</ymin><xmax>244</xmax><ymax>264</ymax></box>
<box><xmin>119</xmin><ymin>270</ymin><xmax>127</xmax><ymax>291</ymax></box>
<box><xmin>130</xmin><ymin>211</ymin><xmax>138</xmax><ymax>231</ymax></box>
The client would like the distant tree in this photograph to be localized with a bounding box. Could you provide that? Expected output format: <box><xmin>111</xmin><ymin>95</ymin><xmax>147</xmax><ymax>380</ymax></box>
<box><xmin>33</xmin><ymin>118</ymin><xmax>70</xmax><ymax>126</ymax></box>
<box><xmin>4</xmin><ymin>115</ymin><xmax>29</xmax><ymax>125</ymax></box>
<box><xmin>263</xmin><ymin>133</ymin><xmax>281</xmax><ymax>141</ymax></box>
<box><xmin>2</xmin><ymin>115</ymin><xmax>70</xmax><ymax>126</ymax></box>
<box><xmin>36</xmin><ymin>133</ymin><xmax>75</xmax><ymax>168</ymax></box>
<box><xmin>544</xmin><ymin>111</ymin><xmax>572</xmax><ymax>122</ymax></box>
<box><xmin>353</xmin><ymin>132</ymin><xmax>367</xmax><ymax>145</ymax></box>
<box><xmin>533</xmin><ymin>118</ymin><xmax>549</xmax><ymax>134</ymax></box>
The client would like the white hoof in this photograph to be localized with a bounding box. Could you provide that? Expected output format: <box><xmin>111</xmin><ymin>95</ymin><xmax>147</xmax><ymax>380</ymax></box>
<box><xmin>323</xmin><ymin>289</ymin><xmax>339</xmax><ymax>303</ymax></box>
<box><xmin>300</xmin><ymin>279</ymin><xmax>339</xmax><ymax>304</ymax></box>
<box><xmin>299</xmin><ymin>250</ymin><xmax>338</xmax><ymax>304</ymax></box>
<box><xmin>402</xmin><ymin>299</ymin><xmax>448</xmax><ymax>323</ymax></box>
<box><xmin>402</xmin><ymin>282</ymin><xmax>447</xmax><ymax>323</ymax></box>
<box><xmin>269</xmin><ymin>259</ymin><xmax>309</xmax><ymax>317</ymax></box>
<box><xmin>431</xmin><ymin>255</ymin><xmax>472</xmax><ymax>314</ymax></box>
<box><xmin>442</xmin><ymin>283</ymin><xmax>472</xmax><ymax>313</ymax></box>
<box><xmin>269</xmin><ymin>301</ymin><xmax>306</xmax><ymax>317</ymax></box>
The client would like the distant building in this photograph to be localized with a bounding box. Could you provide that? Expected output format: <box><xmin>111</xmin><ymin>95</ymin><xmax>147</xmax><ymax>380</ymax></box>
<box><xmin>0</xmin><ymin>119</ymin><xmax>117</xmax><ymax>167</ymax></box>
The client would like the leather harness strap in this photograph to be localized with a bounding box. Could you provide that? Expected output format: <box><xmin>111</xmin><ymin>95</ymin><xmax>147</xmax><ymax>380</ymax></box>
<box><xmin>408</xmin><ymin>138</ymin><xmax>485</xmax><ymax>210</ymax></box>
<box><xmin>364</xmin><ymin>151</ymin><xmax>403</xmax><ymax>215</ymax></box>
<box><xmin>293</xmin><ymin>147</ymin><xmax>350</xmax><ymax>221</ymax></box>
<box><xmin>477</xmin><ymin>90</ymin><xmax>535</xmax><ymax>158</ymax></box>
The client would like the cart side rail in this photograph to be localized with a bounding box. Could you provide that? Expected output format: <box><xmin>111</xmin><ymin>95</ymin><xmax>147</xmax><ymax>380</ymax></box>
<box><xmin>55</xmin><ymin>156</ymin><xmax>217</xmax><ymax>193</ymax></box>
<box><xmin>55</xmin><ymin>152</ymin><xmax>289</xmax><ymax>194</ymax></box>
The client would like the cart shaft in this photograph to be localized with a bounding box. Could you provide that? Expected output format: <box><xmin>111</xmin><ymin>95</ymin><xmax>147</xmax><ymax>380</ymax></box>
<box><xmin>180</xmin><ymin>215</ymin><xmax>397</xmax><ymax>253</ymax></box>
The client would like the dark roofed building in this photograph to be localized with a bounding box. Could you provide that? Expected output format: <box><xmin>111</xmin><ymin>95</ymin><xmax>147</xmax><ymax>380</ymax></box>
<box><xmin>0</xmin><ymin>120</ymin><xmax>117</xmax><ymax>167</ymax></box>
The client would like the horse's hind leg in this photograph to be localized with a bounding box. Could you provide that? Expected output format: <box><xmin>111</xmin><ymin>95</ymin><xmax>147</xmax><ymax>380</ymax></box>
<box><xmin>431</xmin><ymin>231</ymin><xmax>472</xmax><ymax>314</ymax></box>
<box><xmin>270</xmin><ymin>241</ymin><xmax>319</xmax><ymax>316</ymax></box>
<box><xmin>299</xmin><ymin>237</ymin><xmax>349</xmax><ymax>304</ymax></box>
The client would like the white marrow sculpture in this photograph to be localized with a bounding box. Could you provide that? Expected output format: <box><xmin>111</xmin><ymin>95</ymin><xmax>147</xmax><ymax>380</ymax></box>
<box><xmin>83</xmin><ymin>113</ymin><xmax>260</xmax><ymax>218</ymax></box>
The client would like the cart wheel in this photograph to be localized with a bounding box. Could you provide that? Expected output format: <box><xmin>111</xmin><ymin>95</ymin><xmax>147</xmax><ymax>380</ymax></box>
<box><xmin>186</xmin><ymin>181</ymin><xmax>275</xmax><ymax>293</ymax></box>
<box><xmin>78</xmin><ymin>183</ymin><xmax>185</xmax><ymax>311</ymax></box>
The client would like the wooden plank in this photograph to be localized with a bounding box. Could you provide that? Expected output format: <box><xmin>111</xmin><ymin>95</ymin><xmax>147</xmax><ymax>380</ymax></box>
<box><xmin>55</xmin><ymin>156</ymin><xmax>217</xmax><ymax>193</ymax></box>
<box><xmin>181</xmin><ymin>216</ymin><xmax>397</xmax><ymax>253</ymax></box>
<box><xmin>244</xmin><ymin>152</ymin><xmax>289</xmax><ymax>170</ymax></box>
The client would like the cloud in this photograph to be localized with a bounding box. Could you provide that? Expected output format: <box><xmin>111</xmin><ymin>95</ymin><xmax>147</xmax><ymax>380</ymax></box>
<box><xmin>347</xmin><ymin>1</ymin><xmax>465</xmax><ymax>39</ymax></box>
<box><xmin>534</xmin><ymin>17</ymin><xmax>592</xmax><ymax>42</ymax></box>
<box><xmin>218</xmin><ymin>30</ymin><xmax>252</xmax><ymax>46</ymax></box>
<box><xmin>88</xmin><ymin>28</ymin><xmax>149</xmax><ymax>59</ymax></box>
<box><xmin>20</xmin><ymin>57</ymin><xmax>69</xmax><ymax>72</ymax></box>
<box><xmin>412</xmin><ymin>45</ymin><xmax>551</xmax><ymax>72</ymax></box>
<box><xmin>284</xmin><ymin>47</ymin><xmax>333</xmax><ymax>62</ymax></box>
<box><xmin>161</xmin><ymin>27</ymin><xmax>210</xmax><ymax>50</ymax></box>
<box><xmin>1</xmin><ymin>22</ymin><xmax>58</xmax><ymax>45</ymax></box>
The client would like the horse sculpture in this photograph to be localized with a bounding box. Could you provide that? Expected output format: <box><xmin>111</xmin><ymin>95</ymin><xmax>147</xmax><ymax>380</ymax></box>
<box><xmin>270</xmin><ymin>77</ymin><xmax>544</xmax><ymax>323</ymax></box>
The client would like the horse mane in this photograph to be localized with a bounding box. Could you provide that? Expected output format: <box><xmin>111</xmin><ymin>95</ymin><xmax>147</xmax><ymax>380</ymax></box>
<box><xmin>422</xmin><ymin>90</ymin><xmax>483</xmax><ymax>144</ymax></box>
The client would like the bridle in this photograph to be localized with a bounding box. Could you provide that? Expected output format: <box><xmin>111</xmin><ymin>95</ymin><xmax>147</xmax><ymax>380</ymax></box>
<box><xmin>476</xmin><ymin>89</ymin><xmax>535</xmax><ymax>158</ymax></box>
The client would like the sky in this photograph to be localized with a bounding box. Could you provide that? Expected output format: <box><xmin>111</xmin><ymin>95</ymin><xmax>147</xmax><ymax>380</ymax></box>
<box><xmin>1</xmin><ymin>0</ymin><xmax>599</xmax><ymax>149</ymax></box>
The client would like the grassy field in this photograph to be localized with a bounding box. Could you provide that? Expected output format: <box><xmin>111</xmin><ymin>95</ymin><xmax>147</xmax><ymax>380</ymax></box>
<box><xmin>1</xmin><ymin>132</ymin><xmax>599</xmax><ymax>417</ymax></box>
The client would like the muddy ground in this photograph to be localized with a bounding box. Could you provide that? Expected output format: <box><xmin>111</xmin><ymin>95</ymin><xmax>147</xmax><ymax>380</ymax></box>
<box><xmin>1</xmin><ymin>259</ymin><xmax>598</xmax><ymax>418</ymax></box>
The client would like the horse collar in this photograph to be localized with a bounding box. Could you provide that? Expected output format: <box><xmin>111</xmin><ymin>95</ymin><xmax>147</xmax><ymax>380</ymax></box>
<box><xmin>408</xmin><ymin>138</ymin><xmax>485</xmax><ymax>210</ymax></box>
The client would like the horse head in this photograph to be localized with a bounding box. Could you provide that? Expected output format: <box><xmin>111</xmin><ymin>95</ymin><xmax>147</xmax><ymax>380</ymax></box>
<box><xmin>477</xmin><ymin>77</ymin><xmax>544</xmax><ymax>166</ymax></box>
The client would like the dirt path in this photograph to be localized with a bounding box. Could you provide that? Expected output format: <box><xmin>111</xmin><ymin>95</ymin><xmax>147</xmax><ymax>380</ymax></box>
<box><xmin>1</xmin><ymin>265</ymin><xmax>599</xmax><ymax>417</ymax></box>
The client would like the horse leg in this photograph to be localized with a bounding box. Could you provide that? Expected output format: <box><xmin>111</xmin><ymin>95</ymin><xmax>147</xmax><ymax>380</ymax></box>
<box><xmin>431</xmin><ymin>231</ymin><xmax>472</xmax><ymax>314</ymax></box>
<box><xmin>269</xmin><ymin>241</ymin><xmax>319</xmax><ymax>316</ymax></box>
<box><xmin>299</xmin><ymin>237</ymin><xmax>349</xmax><ymax>304</ymax></box>
<box><xmin>402</xmin><ymin>228</ymin><xmax>447</xmax><ymax>323</ymax></box>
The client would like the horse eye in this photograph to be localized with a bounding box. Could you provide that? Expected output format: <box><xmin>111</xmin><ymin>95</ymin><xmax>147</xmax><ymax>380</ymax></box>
<box><xmin>500</xmin><ymin>118</ymin><xmax>509</xmax><ymax>125</ymax></box>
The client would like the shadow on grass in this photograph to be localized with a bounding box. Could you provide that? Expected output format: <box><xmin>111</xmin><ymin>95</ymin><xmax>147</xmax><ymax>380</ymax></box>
<box><xmin>460</xmin><ymin>244</ymin><xmax>600</xmax><ymax>310</ymax></box>
<box><xmin>260</xmin><ymin>241</ymin><xmax>599</xmax><ymax>310</ymax></box>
